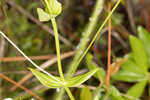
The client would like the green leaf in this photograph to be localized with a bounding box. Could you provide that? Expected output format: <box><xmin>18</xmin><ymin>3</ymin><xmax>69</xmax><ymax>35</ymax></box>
<box><xmin>37</xmin><ymin>8</ymin><xmax>51</xmax><ymax>22</ymax></box>
<box><xmin>92</xmin><ymin>86</ymin><xmax>102</xmax><ymax>100</ymax></box>
<box><xmin>126</xmin><ymin>80</ymin><xmax>147</xmax><ymax>100</ymax></box>
<box><xmin>66</xmin><ymin>68</ymin><xmax>99</xmax><ymax>87</ymax></box>
<box><xmin>29</xmin><ymin>68</ymin><xmax>63</xmax><ymax>88</ymax></box>
<box><xmin>80</xmin><ymin>86</ymin><xmax>92</xmax><ymax>100</ymax></box>
<box><xmin>110</xmin><ymin>86</ymin><xmax>125</xmax><ymax>100</ymax></box>
<box><xmin>86</xmin><ymin>53</ymin><xmax>105</xmax><ymax>82</ymax></box>
<box><xmin>138</xmin><ymin>26</ymin><xmax>150</xmax><ymax>67</ymax></box>
<box><xmin>121</xmin><ymin>59</ymin><xmax>144</xmax><ymax>75</ymax></box>
<box><xmin>129</xmin><ymin>35</ymin><xmax>148</xmax><ymax>74</ymax></box>
<box><xmin>112</xmin><ymin>70</ymin><xmax>145</xmax><ymax>82</ymax></box>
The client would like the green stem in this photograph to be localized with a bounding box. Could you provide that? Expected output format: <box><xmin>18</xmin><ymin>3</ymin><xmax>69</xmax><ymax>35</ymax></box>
<box><xmin>69</xmin><ymin>0</ymin><xmax>121</xmax><ymax>76</ymax></box>
<box><xmin>55</xmin><ymin>0</ymin><xmax>121</xmax><ymax>99</ymax></box>
<box><xmin>51</xmin><ymin>18</ymin><xmax>75</xmax><ymax>100</ymax></box>
<box><xmin>65</xmin><ymin>87</ymin><xmax>75</xmax><ymax>100</ymax></box>
<box><xmin>66</xmin><ymin>0</ymin><xmax>104</xmax><ymax>77</ymax></box>
<box><xmin>51</xmin><ymin>18</ymin><xmax>65</xmax><ymax>81</ymax></box>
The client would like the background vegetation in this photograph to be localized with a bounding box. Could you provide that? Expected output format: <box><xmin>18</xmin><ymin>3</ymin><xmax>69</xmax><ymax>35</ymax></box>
<box><xmin>0</xmin><ymin>0</ymin><xmax>150</xmax><ymax>100</ymax></box>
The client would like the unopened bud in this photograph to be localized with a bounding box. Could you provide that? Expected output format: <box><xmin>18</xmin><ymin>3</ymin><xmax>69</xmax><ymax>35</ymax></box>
<box><xmin>45</xmin><ymin>0</ymin><xmax>62</xmax><ymax>17</ymax></box>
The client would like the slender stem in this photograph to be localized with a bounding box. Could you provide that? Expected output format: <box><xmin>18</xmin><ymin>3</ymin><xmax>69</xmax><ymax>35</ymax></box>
<box><xmin>106</xmin><ymin>0</ymin><xmax>111</xmax><ymax>91</ymax></box>
<box><xmin>65</xmin><ymin>87</ymin><xmax>75</xmax><ymax>100</ymax></box>
<box><xmin>51</xmin><ymin>18</ymin><xmax>75</xmax><ymax>100</ymax></box>
<box><xmin>51</xmin><ymin>18</ymin><xmax>65</xmax><ymax>81</ymax></box>
<box><xmin>55</xmin><ymin>0</ymin><xmax>121</xmax><ymax>99</ymax></box>
<box><xmin>69</xmin><ymin>0</ymin><xmax>121</xmax><ymax>77</ymax></box>
<box><xmin>66</xmin><ymin>0</ymin><xmax>104</xmax><ymax>77</ymax></box>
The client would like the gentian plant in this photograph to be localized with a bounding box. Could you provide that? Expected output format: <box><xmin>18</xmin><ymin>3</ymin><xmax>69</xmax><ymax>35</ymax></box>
<box><xmin>0</xmin><ymin>0</ymin><xmax>122</xmax><ymax>99</ymax></box>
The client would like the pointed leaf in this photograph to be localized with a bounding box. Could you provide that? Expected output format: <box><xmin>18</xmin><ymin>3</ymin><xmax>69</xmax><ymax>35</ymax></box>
<box><xmin>126</xmin><ymin>80</ymin><xmax>147</xmax><ymax>100</ymax></box>
<box><xmin>66</xmin><ymin>68</ymin><xmax>99</xmax><ymax>87</ymax></box>
<box><xmin>129</xmin><ymin>35</ymin><xmax>148</xmax><ymax>74</ymax></box>
<box><xmin>29</xmin><ymin>68</ymin><xmax>63</xmax><ymax>88</ymax></box>
<box><xmin>112</xmin><ymin>70</ymin><xmax>145</xmax><ymax>82</ymax></box>
<box><xmin>80</xmin><ymin>86</ymin><xmax>92</xmax><ymax>100</ymax></box>
<box><xmin>37</xmin><ymin>8</ymin><xmax>51</xmax><ymax>22</ymax></box>
<box><xmin>110</xmin><ymin>86</ymin><xmax>125</xmax><ymax>100</ymax></box>
<box><xmin>86</xmin><ymin>53</ymin><xmax>105</xmax><ymax>82</ymax></box>
<box><xmin>138</xmin><ymin>26</ymin><xmax>150</xmax><ymax>67</ymax></box>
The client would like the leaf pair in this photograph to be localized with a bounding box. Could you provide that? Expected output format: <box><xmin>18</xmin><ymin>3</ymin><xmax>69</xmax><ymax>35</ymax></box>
<box><xmin>29</xmin><ymin>68</ymin><xmax>98</xmax><ymax>88</ymax></box>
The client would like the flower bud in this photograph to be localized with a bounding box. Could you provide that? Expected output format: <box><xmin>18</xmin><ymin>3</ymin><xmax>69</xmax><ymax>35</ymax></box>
<box><xmin>44</xmin><ymin>0</ymin><xmax>62</xmax><ymax>17</ymax></box>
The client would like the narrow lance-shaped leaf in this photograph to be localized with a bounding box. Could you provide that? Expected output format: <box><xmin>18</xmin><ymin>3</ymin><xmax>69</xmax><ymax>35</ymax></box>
<box><xmin>129</xmin><ymin>35</ymin><xmax>148</xmax><ymax>74</ymax></box>
<box><xmin>126</xmin><ymin>80</ymin><xmax>147</xmax><ymax>100</ymax></box>
<box><xmin>80</xmin><ymin>86</ymin><xmax>92</xmax><ymax>100</ymax></box>
<box><xmin>66</xmin><ymin>68</ymin><xmax>99</xmax><ymax>87</ymax></box>
<box><xmin>29</xmin><ymin>68</ymin><xmax>63</xmax><ymax>88</ymax></box>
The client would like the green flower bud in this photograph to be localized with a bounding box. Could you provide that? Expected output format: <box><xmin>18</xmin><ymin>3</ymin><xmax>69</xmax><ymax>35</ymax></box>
<box><xmin>44</xmin><ymin>0</ymin><xmax>62</xmax><ymax>17</ymax></box>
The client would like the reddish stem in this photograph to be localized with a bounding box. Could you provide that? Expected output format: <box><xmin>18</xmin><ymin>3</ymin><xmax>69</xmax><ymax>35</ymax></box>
<box><xmin>106</xmin><ymin>0</ymin><xmax>112</xmax><ymax>91</ymax></box>
<box><xmin>0</xmin><ymin>73</ymin><xmax>43</xmax><ymax>100</ymax></box>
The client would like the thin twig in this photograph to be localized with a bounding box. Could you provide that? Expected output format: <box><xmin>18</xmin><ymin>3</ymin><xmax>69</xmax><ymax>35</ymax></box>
<box><xmin>0</xmin><ymin>55</ymin><xmax>55</xmax><ymax>62</ymax></box>
<box><xmin>126</xmin><ymin>0</ymin><xmax>137</xmax><ymax>34</ymax></box>
<box><xmin>0</xmin><ymin>36</ymin><xmax>5</xmax><ymax>58</ymax></box>
<box><xmin>0</xmin><ymin>73</ymin><xmax>43</xmax><ymax>100</ymax></box>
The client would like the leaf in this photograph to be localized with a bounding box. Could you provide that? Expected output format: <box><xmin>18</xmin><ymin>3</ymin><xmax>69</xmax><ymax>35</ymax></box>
<box><xmin>37</xmin><ymin>8</ymin><xmax>51</xmax><ymax>22</ymax></box>
<box><xmin>126</xmin><ymin>80</ymin><xmax>147</xmax><ymax>100</ymax></box>
<box><xmin>110</xmin><ymin>86</ymin><xmax>125</xmax><ymax>100</ymax></box>
<box><xmin>92</xmin><ymin>86</ymin><xmax>102</xmax><ymax>100</ymax></box>
<box><xmin>80</xmin><ymin>86</ymin><xmax>92</xmax><ymax>100</ymax></box>
<box><xmin>86</xmin><ymin>53</ymin><xmax>105</xmax><ymax>82</ymax></box>
<box><xmin>129</xmin><ymin>35</ymin><xmax>148</xmax><ymax>74</ymax></box>
<box><xmin>66</xmin><ymin>68</ymin><xmax>99</xmax><ymax>87</ymax></box>
<box><xmin>29</xmin><ymin>68</ymin><xmax>63</xmax><ymax>88</ymax></box>
<box><xmin>112</xmin><ymin>70</ymin><xmax>145</xmax><ymax>82</ymax></box>
<box><xmin>121</xmin><ymin>59</ymin><xmax>144</xmax><ymax>75</ymax></box>
<box><xmin>138</xmin><ymin>26</ymin><xmax>150</xmax><ymax>67</ymax></box>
